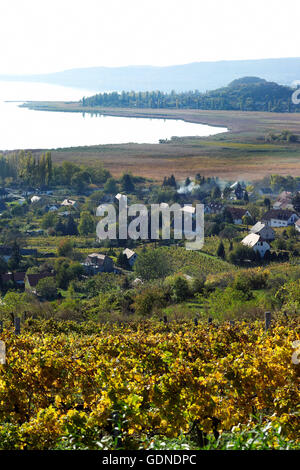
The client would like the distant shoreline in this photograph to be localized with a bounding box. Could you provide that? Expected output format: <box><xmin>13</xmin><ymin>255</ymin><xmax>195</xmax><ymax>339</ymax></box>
<box><xmin>20</xmin><ymin>100</ymin><xmax>300</xmax><ymax>136</ymax></box>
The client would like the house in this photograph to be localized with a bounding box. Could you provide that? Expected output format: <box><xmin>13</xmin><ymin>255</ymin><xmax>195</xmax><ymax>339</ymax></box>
<box><xmin>123</xmin><ymin>248</ymin><xmax>138</xmax><ymax>267</ymax></box>
<box><xmin>295</xmin><ymin>219</ymin><xmax>300</xmax><ymax>233</ymax></box>
<box><xmin>1</xmin><ymin>272</ymin><xmax>26</xmax><ymax>286</ymax></box>
<box><xmin>61</xmin><ymin>199</ymin><xmax>77</xmax><ymax>207</ymax></box>
<box><xmin>226</xmin><ymin>207</ymin><xmax>252</xmax><ymax>225</ymax></box>
<box><xmin>25</xmin><ymin>272</ymin><xmax>54</xmax><ymax>294</ymax></box>
<box><xmin>241</xmin><ymin>233</ymin><xmax>271</xmax><ymax>258</ymax></box>
<box><xmin>204</xmin><ymin>203</ymin><xmax>224</xmax><ymax>215</ymax></box>
<box><xmin>83</xmin><ymin>253</ymin><xmax>114</xmax><ymax>274</ymax></box>
<box><xmin>273</xmin><ymin>191</ymin><xmax>293</xmax><ymax>210</ymax></box>
<box><xmin>262</xmin><ymin>209</ymin><xmax>299</xmax><ymax>227</ymax></box>
<box><xmin>26</xmin><ymin>229</ymin><xmax>44</xmax><ymax>236</ymax></box>
<box><xmin>229</xmin><ymin>182</ymin><xmax>245</xmax><ymax>200</ymax></box>
<box><xmin>250</xmin><ymin>222</ymin><xmax>275</xmax><ymax>241</ymax></box>
<box><xmin>31</xmin><ymin>196</ymin><xmax>41</xmax><ymax>203</ymax></box>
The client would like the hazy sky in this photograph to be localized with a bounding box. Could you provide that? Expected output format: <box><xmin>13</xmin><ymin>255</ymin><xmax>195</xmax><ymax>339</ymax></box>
<box><xmin>1</xmin><ymin>0</ymin><xmax>299</xmax><ymax>74</ymax></box>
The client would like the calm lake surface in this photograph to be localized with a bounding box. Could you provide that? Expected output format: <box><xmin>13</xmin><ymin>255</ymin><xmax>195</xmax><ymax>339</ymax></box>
<box><xmin>0</xmin><ymin>81</ymin><xmax>227</xmax><ymax>150</ymax></box>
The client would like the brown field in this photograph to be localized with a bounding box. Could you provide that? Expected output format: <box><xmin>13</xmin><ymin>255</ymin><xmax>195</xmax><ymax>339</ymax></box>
<box><xmin>18</xmin><ymin>103</ymin><xmax>300</xmax><ymax>181</ymax></box>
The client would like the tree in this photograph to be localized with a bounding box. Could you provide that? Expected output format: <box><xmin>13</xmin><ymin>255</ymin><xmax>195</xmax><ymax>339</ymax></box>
<box><xmin>292</xmin><ymin>192</ymin><xmax>300</xmax><ymax>213</ymax></box>
<box><xmin>216</xmin><ymin>241</ymin><xmax>225</xmax><ymax>259</ymax></box>
<box><xmin>55</xmin><ymin>219</ymin><xmax>66</xmax><ymax>236</ymax></box>
<box><xmin>57</xmin><ymin>239</ymin><xmax>73</xmax><ymax>258</ymax></box>
<box><xmin>71</xmin><ymin>171</ymin><xmax>90</xmax><ymax>193</ymax></box>
<box><xmin>117</xmin><ymin>253</ymin><xmax>131</xmax><ymax>270</ymax></box>
<box><xmin>287</xmin><ymin>225</ymin><xmax>297</xmax><ymax>239</ymax></box>
<box><xmin>223</xmin><ymin>186</ymin><xmax>231</xmax><ymax>199</ymax></box>
<box><xmin>104</xmin><ymin>177</ymin><xmax>118</xmax><ymax>194</ymax></box>
<box><xmin>36</xmin><ymin>277</ymin><xmax>58</xmax><ymax>300</ymax></box>
<box><xmin>229</xmin><ymin>245</ymin><xmax>256</xmax><ymax>264</ymax></box>
<box><xmin>134</xmin><ymin>249</ymin><xmax>171</xmax><ymax>281</ymax></box>
<box><xmin>8</xmin><ymin>241</ymin><xmax>21</xmax><ymax>270</ymax></box>
<box><xmin>65</xmin><ymin>215</ymin><xmax>78</xmax><ymax>236</ymax></box>
<box><xmin>78</xmin><ymin>211</ymin><xmax>95</xmax><ymax>235</ymax></box>
<box><xmin>263</xmin><ymin>197</ymin><xmax>271</xmax><ymax>211</ymax></box>
<box><xmin>0</xmin><ymin>257</ymin><xmax>8</xmax><ymax>274</ymax></box>
<box><xmin>242</xmin><ymin>214</ymin><xmax>253</xmax><ymax>229</ymax></box>
<box><xmin>42</xmin><ymin>212</ymin><xmax>57</xmax><ymax>229</ymax></box>
<box><xmin>121</xmin><ymin>173</ymin><xmax>135</xmax><ymax>193</ymax></box>
<box><xmin>223</xmin><ymin>208</ymin><xmax>233</xmax><ymax>224</ymax></box>
<box><xmin>211</xmin><ymin>185</ymin><xmax>221</xmax><ymax>199</ymax></box>
<box><xmin>173</xmin><ymin>276</ymin><xmax>190</xmax><ymax>302</ymax></box>
<box><xmin>219</xmin><ymin>226</ymin><xmax>238</xmax><ymax>242</ymax></box>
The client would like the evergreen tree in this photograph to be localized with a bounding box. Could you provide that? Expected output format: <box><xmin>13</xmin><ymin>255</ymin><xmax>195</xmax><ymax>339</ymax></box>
<box><xmin>216</xmin><ymin>241</ymin><xmax>226</xmax><ymax>259</ymax></box>
<box><xmin>117</xmin><ymin>253</ymin><xmax>131</xmax><ymax>270</ymax></box>
<box><xmin>65</xmin><ymin>216</ymin><xmax>78</xmax><ymax>236</ymax></box>
<box><xmin>121</xmin><ymin>173</ymin><xmax>135</xmax><ymax>193</ymax></box>
<box><xmin>212</xmin><ymin>185</ymin><xmax>221</xmax><ymax>199</ymax></box>
<box><xmin>55</xmin><ymin>219</ymin><xmax>66</xmax><ymax>236</ymax></box>
<box><xmin>8</xmin><ymin>241</ymin><xmax>21</xmax><ymax>270</ymax></box>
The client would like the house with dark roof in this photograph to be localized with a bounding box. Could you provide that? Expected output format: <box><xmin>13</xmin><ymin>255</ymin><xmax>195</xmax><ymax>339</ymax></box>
<box><xmin>25</xmin><ymin>272</ymin><xmax>54</xmax><ymax>293</ymax></box>
<box><xmin>83</xmin><ymin>253</ymin><xmax>114</xmax><ymax>274</ymax></box>
<box><xmin>204</xmin><ymin>203</ymin><xmax>224</xmax><ymax>215</ymax></box>
<box><xmin>1</xmin><ymin>272</ymin><xmax>26</xmax><ymax>286</ymax></box>
<box><xmin>262</xmin><ymin>209</ymin><xmax>299</xmax><ymax>228</ymax></box>
<box><xmin>226</xmin><ymin>207</ymin><xmax>252</xmax><ymax>225</ymax></box>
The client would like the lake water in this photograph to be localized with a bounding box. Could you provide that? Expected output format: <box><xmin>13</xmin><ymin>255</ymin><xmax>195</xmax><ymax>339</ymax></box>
<box><xmin>0</xmin><ymin>81</ymin><xmax>227</xmax><ymax>150</ymax></box>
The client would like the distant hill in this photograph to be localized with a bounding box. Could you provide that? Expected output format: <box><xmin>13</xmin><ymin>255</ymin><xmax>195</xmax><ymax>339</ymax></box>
<box><xmin>82</xmin><ymin>77</ymin><xmax>298</xmax><ymax>113</ymax></box>
<box><xmin>1</xmin><ymin>57</ymin><xmax>300</xmax><ymax>92</ymax></box>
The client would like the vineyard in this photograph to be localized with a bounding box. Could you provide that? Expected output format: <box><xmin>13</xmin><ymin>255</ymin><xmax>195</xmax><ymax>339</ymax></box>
<box><xmin>0</xmin><ymin>319</ymin><xmax>299</xmax><ymax>450</ymax></box>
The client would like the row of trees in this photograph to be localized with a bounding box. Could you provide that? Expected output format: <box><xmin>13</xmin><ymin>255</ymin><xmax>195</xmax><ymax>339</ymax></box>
<box><xmin>81</xmin><ymin>78</ymin><xmax>300</xmax><ymax>113</ymax></box>
<box><xmin>0</xmin><ymin>152</ymin><xmax>111</xmax><ymax>190</ymax></box>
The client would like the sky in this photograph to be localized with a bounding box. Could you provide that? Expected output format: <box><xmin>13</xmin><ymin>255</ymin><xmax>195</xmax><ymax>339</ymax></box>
<box><xmin>0</xmin><ymin>0</ymin><xmax>300</xmax><ymax>75</ymax></box>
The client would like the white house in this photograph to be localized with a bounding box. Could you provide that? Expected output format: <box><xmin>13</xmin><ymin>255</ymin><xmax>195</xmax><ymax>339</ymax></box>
<box><xmin>123</xmin><ymin>248</ymin><xmax>138</xmax><ymax>267</ymax></box>
<box><xmin>241</xmin><ymin>233</ymin><xmax>271</xmax><ymax>258</ymax></box>
<box><xmin>31</xmin><ymin>196</ymin><xmax>41</xmax><ymax>203</ymax></box>
<box><xmin>61</xmin><ymin>199</ymin><xmax>77</xmax><ymax>207</ymax></box>
<box><xmin>262</xmin><ymin>209</ymin><xmax>299</xmax><ymax>228</ymax></box>
<box><xmin>250</xmin><ymin>221</ymin><xmax>275</xmax><ymax>241</ymax></box>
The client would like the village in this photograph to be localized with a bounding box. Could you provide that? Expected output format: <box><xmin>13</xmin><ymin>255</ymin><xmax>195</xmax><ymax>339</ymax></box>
<box><xmin>0</xmin><ymin>163</ymin><xmax>300</xmax><ymax>305</ymax></box>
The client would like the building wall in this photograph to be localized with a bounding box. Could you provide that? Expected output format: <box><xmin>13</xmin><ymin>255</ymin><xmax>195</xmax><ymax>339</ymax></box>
<box><xmin>253</xmin><ymin>241</ymin><xmax>270</xmax><ymax>257</ymax></box>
